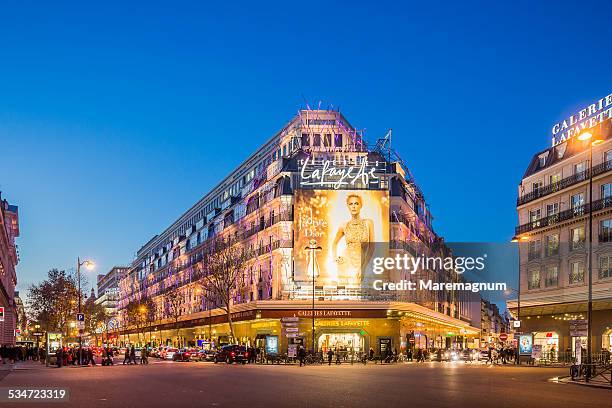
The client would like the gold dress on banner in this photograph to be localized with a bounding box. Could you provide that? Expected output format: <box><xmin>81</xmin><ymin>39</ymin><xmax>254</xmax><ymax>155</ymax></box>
<box><xmin>338</xmin><ymin>218</ymin><xmax>370</xmax><ymax>284</ymax></box>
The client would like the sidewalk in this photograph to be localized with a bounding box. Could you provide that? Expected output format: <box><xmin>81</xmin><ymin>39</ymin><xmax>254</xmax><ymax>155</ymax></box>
<box><xmin>556</xmin><ymin>375</ymin><xmax>612</xmax><ymax>390</ymax></box>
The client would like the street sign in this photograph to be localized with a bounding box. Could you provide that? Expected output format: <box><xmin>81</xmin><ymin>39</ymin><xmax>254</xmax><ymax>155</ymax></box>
<box><xmin>286</xmin><ymin>333</ymin><xmax>299</xmax><ymax>338</ymax></box>
<box><xmin>409</xmin><ymin>338</ymin><xmax>415</xmax><ymax>344</ymax></box>
<box><xmin>513</xmin><ymin>320</ymin><xmax>521</xmax><ymax>328</ymax></box>
<box><xmin>569</xmin><ymin>319</ymin><xmax>587</xmax><ymax>337</ymax></box>
<box><xmin>499</xmin><ymin>333</ymin><xmax>508</xmax><ymax>341</ymax></box>
<box><xmin>0</xmin><ymin>307</ymin><xmax>4</xmax><ymax>322</ymax></box>
<box><xmin>77</xmin><ymin>321</ymin><xmax>85</xmax><ymax>330</ymax></box>
<box><xmin>281</xmin><ymin>322</ymin><xmax>299</xmax><ymax>327</ymax></box>
<box><xmin>285</xmin><ymin>327</ymin><xmax>299</xmax><ymax>333</ymax></box>
<box><xmin>281</xmin><ymin>317</ymin><xmax>299</xmax><ymax>322</ymax></box>
<box><xmin>33</xmin><ymin>332</ymin><xmax>44</xmax><ymax>337</ymax></box>
<box><xmin>76</xmin><ymin>313</ymin><xmax>84</xmax><ymax>322</ymax></box>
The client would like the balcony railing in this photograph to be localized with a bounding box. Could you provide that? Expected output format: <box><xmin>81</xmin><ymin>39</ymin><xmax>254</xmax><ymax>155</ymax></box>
<box><xmin>515</xmin><ymin>196</ymin><xmax>612</xmax><ymax>235</ymax></box>
<box><xmin>517</xmin><ymin>159</ymin><xmax>612</xmax><ymax>206</ymax></box>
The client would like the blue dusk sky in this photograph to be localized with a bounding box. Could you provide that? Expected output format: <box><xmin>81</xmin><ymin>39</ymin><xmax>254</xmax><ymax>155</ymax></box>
<box><xmin>1</xmin><ymin>0</ymin><xmax>611</xmax><ymax>294</ymax></box>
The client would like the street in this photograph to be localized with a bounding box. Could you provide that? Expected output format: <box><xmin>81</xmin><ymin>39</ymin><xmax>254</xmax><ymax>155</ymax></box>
<box><xmin>1</xmin><ymin>361</ymin><xmax>608</xmax><ymax>408</ymax></box>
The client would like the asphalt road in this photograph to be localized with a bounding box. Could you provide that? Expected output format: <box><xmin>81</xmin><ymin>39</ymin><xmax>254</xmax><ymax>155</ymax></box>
<box><xmin>0</xmin><ymin>361</ymin><xmax>608</xmax><ymax>408</ymax></box>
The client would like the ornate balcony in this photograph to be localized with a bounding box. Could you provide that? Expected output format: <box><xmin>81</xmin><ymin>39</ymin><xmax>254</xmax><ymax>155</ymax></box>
<box><xmin>517</xmin><ymin>159</ymin><xmax>612</xmax><ymax>206</ymax></box>
<box><xmin>515</xmin><ymin>196</ymin><xmax>612</xmax><ymax>235</ymax></box>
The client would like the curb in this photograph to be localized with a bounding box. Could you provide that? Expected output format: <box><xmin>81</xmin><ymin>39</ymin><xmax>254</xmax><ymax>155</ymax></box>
<box><xmin>554</xmin><ymin>376</ymin><xmax>612</xmax><ymax>390</ymax></box>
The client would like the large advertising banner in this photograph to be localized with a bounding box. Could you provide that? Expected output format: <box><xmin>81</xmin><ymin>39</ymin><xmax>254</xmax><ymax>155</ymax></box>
<box><xmin>294</xmin><ymin>189</ymin><xmax>389</xmax><ymax>286</ymax></box>
<box><xmin>519</xmin><ymin>334</ymin><xmax>533</xmax><ymax>356</ymax></box>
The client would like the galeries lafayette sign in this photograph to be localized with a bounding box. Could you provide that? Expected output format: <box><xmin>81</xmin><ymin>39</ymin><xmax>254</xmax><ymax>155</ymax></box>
<box><xmin>299</xmin><ymin>157</ymin><xmax>385</xmax><ymax>189</ymax></box>
<box><xmin>551</xmin><ymin>92</ymin><xmax>612</xmax><ymax>146</ymax></box>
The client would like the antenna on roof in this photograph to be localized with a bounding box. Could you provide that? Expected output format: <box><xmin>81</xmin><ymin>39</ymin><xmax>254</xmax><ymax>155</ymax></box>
<box><xmin>301</xmin><ymin>94</ymin><xmax>311</xmax><ymax>110</ymax></box>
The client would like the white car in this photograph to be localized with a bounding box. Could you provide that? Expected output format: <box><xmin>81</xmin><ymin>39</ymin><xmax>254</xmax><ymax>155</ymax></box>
<box><xmin>165</xmin><ymin>347</ymin><xmax>179</xmax><ymax>360</ymax></box>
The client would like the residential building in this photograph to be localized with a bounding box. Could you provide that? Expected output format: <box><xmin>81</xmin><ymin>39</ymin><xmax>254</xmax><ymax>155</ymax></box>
<box><xmin>95</xmin><ymin>266</ymin><xmax>129</xmax><ymax>317</ymax></box>
<box><xmin>509</xmin><ymin>94</ymin><xmax>612</xmax><ymax>356</ymax></box>
<box><xmin>0</xmin><ymin>193</ymin><xmax>19</xmax><ymax>346</ymax></box>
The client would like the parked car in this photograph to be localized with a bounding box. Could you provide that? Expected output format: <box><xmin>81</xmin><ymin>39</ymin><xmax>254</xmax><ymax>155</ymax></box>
<box><xmin>190</xmin><ymin>349</ymin><xmax>215</xmax><ymax>362</ymax></box>
<box><xmin>173</xmin><ymin>348</ymin><xmax>197</xmax><ymax>362</ymax></box>
<box><xmin>164</xmin><ymin>347</ymin><xmax>179</xmax><ymax>360</ymax></box>
<box><xmin>214</xmin><ymin>345</ymin><xmax>249</xmax><ymax>364</ymax></box>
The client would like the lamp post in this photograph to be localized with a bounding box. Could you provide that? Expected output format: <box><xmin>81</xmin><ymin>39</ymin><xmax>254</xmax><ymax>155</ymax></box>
<box><xmin>76</xmin><ymin>257</ymin><xmax>95</xmax><ymax>367</ymax></box>
<box><xmin>577</xmin><ymin>131</ymin><xmax>603</xmax><ymax>379</ymax></box>
<box><xmin>305</xmin><ymin>240</ymin><xmax>322</xmax><ymax>354</ymax></box>
<box><xmin>510</xmin><ymin>235</ymin><xmax>527</xmax><ymax>363</ymax></box>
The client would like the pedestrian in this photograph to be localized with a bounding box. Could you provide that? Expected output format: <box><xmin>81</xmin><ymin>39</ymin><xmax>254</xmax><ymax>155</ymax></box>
<box><xmin>487</xmin><ymin>347</ymin><xmax>492</xmax><ymax>364</ymax></box>
<box><xmin>298</xmin><ymin>346</ymin><xmax>306</xmax><ymax>367</ymax></box>
<box><xmin>327</xmin><ymin>349</ymin><xmax>333</xmax><ymax>365</ymax></box>
<box><xmin>130</xmin><ymin>345</ymin><xmax>137</xmax><ymax>365</ymax></box>
<box><xmin>89</xmin><ymin>348</ymin><xmax>96</xmax><ymax>366</ymax></box>
<box><xmin>56</xmin><ymin>347</ymin><xmax>63</xmax><ymax>368</ymax></box>
<box><xmin>123</xmin><ymin>346</ymin><xmax>130</xmax><ymax>365</ymax></box>
<box><xmin>369</xmin><ymin>347</ymin><xmax>374</xmax><ymax>361</ymax></box>
<box><xmin>106</xmin><ymin>347</ymin><xmax>114</xmax><ymax>366</ymax></box>
<box><xmin>140</xmin><ymin>347</ymin><xmax>148</xmax><ymax>365</ymax></box>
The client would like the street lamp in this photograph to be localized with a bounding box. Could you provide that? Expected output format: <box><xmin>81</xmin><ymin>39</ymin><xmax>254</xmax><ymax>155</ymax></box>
<box><xmin>305</xmin><ymin>240</ymin><xmax>322</xmax><ymax>354</ymax></box>
<box><xmin>509</xmin><ymin>237</ymin><xmax>523</xmax><ymax>364</ymax></box>
<box><xmin>578</xmin><ymin>131</ymin><xmax>603</xmax><ymax>379</ymax></box>
<box><xmin>77</xmin><ymin>257</ymin><xmax>95</xmax><ymax>366</ymax></box>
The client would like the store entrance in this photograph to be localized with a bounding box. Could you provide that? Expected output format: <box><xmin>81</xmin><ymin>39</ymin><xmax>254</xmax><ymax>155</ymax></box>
<box><xmin>534</xmin><ymin>332</ymin><xmax>559</xmax><ymax>360</ymax></box>
<box><xmin>603</xmin><ymin>328</ymin><xmax>612</xmax><ymax>352</ymax></box>
<box><xmin>318</xmin><ymin>332</ymin><xmax>364</xmax><ymax>353</ymax></box>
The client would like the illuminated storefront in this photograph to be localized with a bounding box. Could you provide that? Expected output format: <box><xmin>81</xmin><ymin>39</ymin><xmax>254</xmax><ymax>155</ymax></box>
<box><xmin>118</xmin><ymin>109</ymin><xmax>481</xmax><ymax>351</ymax></box>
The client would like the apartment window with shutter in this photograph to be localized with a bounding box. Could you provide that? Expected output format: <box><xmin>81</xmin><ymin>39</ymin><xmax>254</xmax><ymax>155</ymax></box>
<box><xmin>599</xmin><ymin>255</ymin><xmax>612</xmax><ymax>279</ymax></box>
<box><xmin>569</xmin><ymin>262</ymin><xmax>584</xmax><ymax>284</ymax></box>
<box><xmin>545</xmin><ymin>265</ymin><xmax>558</xmax><ymax>287</ymax></box>
<box><xmin>528</xmin><ymin>269</ymin><xmax>540</xmax><ymax>289</ymax></box>
<box><xmin>528</xmin><ymin>240</ymin><xmax>541</xmax><ymax>260</ymax></box>
<box><xmin>545</xmin><ymin>234</ymin><xmax>559</xmax><ymax>256</ymax></box>
<box><xmin>571</xmin><ymin>226</ymin><xmax>585</xmax><ymax>250</ymax></box>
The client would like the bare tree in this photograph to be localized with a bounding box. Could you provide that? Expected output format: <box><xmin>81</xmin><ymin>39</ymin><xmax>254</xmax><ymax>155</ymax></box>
<box><xmin>197</xmin><ymin>235</ymin><xmax>248</xmax><ymax>343</ymax></box>
<box><xmin>163</xmin><ymin>287</ymin><xmax>184</xmax><ymax>347</ymax></box>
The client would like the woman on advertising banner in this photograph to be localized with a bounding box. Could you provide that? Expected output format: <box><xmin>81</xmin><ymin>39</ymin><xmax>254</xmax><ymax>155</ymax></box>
<box><xmin>332</xmin><ymin>194</ymin><xmax>374</xmax><ymax>285</ymax></box>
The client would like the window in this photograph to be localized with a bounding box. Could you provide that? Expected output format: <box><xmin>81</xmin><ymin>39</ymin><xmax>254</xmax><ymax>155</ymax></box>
<box><xmin>323</xmin><ymin>134</ymin><xmax>332</xmax><ymax>147</ymax></box>
<box><xmin>549</xmin><ymin>173</ymin><xmax>561</xmax><ymax>185</ymax></box>
<box><xmin>545</xmin><ymin>234</ymin><xmax>559</xmax><ymax>256</ymax></box>
<box><xmin>334</xmin><ymin>134</ymin><xmax>343</xmax><ymax>148</ymax></box>
<box><xmin>599</xmin><ymin>255</ymin><xmax>612</xmax><ymax>279</ymax></box>
<box><xmin>570</xmin><ymin>262</ymin><xmax>584</xmax><ymax>284</ymax></box>
<box><xmin>574</xmin><ymin>162</ymin><xmax>586</xmax><ymax>175</ymax></box>
<box><xmin>545</xmin><ymin>265</ymin><xmax>558</xmax><ymax>287</ymax></box>
<box><xmin>538</xmin><ymin>156</ymin><xmax>546</xmax><ymax>168</ymax></box>
<box><xmin>600</xmin><ymin>219</ymin><xmax>612</xmax><ymax>243</ymax></box>
<box><xmin>529</xmin><ymin>209</ymin><xmax>541</xmax><ymax>222</ymax></box>
<box><xmin>532</xmin><ymin>181</ymin><xmax>543</xmax><ymax>195</ymax></box>
<box><xmin>528</xmin><ymin>240</ymin><xmax>541</xmax><ymax>260</ymax></box>
<box><xmin>313</xmin><ymin>134</ymin><xmax>321</xmax><ymax>147</ymax></box>
<box><xmin>602</xmin><ymin>183</ymin><xmax>612</xmax><ymax>200</ymax></box>
<box><xmin>546</xmin><ymin>203</ymin><xmax>559</xmax><ymax>217</ymax></box>
<box><xmin>528</xmin><ymin>269</ymin><xmax>541</xmax><ymax>289</ymax></box>
<box><xmin>301</xmin><ymin>133</ymin><xmax>310</xmax><ymax>146</ymax></box>
<box><xmin>571</xmin><ymin>193</ymin><xmax>585</xmax><ymax>215</ymax></box>
<box><xmin>282</xmin><ymin>144</ymin><xmax>287</xmax><ymax>157</ymax></box>
<box><xmin>571</xmin><ymin>226</ymin><xmax>585</xmax><ymax>250</ymax></box>
<box><xmin>605</xmin><ymin>150</ymin><xmax>612</xmax><ymax>163</ymax></box>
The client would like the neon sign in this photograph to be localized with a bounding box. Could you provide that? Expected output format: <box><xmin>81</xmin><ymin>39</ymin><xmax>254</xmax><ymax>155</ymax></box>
<box><xmin>299</xmin><ymin>157</ymin><xmax>385</xmax><ymax>189</ymax></box>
